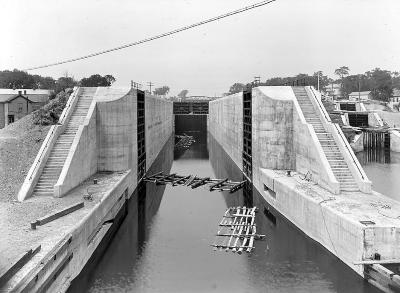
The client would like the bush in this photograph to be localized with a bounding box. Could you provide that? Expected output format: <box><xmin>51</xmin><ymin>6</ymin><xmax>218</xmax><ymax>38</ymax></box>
<box><xmin>33</xmin><ymin>90</ymin><xmax>71</xmax><ymax>125</ymax></box>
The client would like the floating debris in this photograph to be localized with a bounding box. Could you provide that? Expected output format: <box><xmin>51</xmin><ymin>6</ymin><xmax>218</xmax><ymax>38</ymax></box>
<box><xmin>175</xmin><ymin>134</ymin><xmax>196</xmax><ymax>149</ymax></box>
<box><xmin>211</xmin><ymin>207</ymin><xmax>265</xmax><ymax>254</ymax></box>
<box><xmin>143</xmin><ymin>172</ymin><xmax>246</xmax><ymax>193</ymax></box>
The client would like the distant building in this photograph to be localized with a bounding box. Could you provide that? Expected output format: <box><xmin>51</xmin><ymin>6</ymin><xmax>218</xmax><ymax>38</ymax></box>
<box><xmin>324</xmin><ymin>83</ymin><xmax>342</xmax><ymax>100</ymax></box>
<box><xmin>0</xmin><ymin>89</ymin><xmax>51</xmax><ymax>129</ymax></box>
<box><xmin>348</xmin><ymin>91</ymin><xmax>372</xmax><ymax>101</ymax></box>
<box><xmin>390</xmin><ymin>89</ymin><xmax>400</xmax><ymax>103</ymax></box>
<box><xmin>185</xmin><ymin>95</ymin><xmax>220</xmax><ymax>101</ymax></box>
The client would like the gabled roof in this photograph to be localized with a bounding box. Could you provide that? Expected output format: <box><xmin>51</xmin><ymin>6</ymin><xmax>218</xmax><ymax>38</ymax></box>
<box><xmin>0</xmin><ymin>88</ymin><xmax>51</xmax><ymax>103</ymax></box>
<box><xmin>5</xmin><ymin>95</ymin><xmax>31</xmax><ymax>103</ymax></box>
<box><xmin>0</xmin><ymin>89</ymin><xmax>52</xmax><ymax>95</ymax></box>
<box><xmin>349</xmin><ymin>91</ymin><xmax>371</xmax><ymax>96</ymax></box>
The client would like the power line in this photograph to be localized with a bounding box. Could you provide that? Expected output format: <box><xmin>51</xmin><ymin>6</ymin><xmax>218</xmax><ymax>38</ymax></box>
<box><xmin>23</xmin><ymin>0</ymin><xmax>277</xmax><ymax>71</ymax></box>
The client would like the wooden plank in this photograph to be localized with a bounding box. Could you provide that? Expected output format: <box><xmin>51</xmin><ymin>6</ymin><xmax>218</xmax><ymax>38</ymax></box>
<box><xmin>0</xmin><ymin>245</ymin><xmax>41</xmax><ymax>286</ymax></box>
<box><xmin>354</xmin><ymin>259</ymin><xmax>400</xmax><ymax>265</ymax></box>
<box><xmin>184</xmin><ymin>175</ymin><xmax>196</xmax><ymax>186</ymax></box>
<box><xmin>209</xmin><ymin>178</ymin><xmax>228</xmax><ymax>191</ymax></box>
<box><xmin>191</xmin><ymin>177</ymin><xmax>210</xmax><ymax>189</ymax></box>
<box><xmin>11</xmin><ymin>235</ymin><xmax>72</xmax><ymax>293</ymax></box>
<box><xmin>31</xmin><ymin>202</ymin><xmax>84</xmax><ymax>229</ymax></box>
<box><xmin>229</xmin><ymin>181</ymin><xmax>246</xmax><ymax>193</ymax></box>
<box><xmin>172</xmin><ymin>176</ymin><xmax>190</xmax><ymax>186</ymax></box>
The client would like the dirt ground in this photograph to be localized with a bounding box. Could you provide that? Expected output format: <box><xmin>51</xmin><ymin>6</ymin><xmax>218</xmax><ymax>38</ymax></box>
<box><xmin>0</xmin><ymin>115</ymin><xmax>50</xmax><ymax>202</ymax></box>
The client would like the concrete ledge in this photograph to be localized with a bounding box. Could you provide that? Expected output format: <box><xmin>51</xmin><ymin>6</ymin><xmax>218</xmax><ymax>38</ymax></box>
<box><xmin>258</xmin><ymin>168</ymin><xmax>400</xmax><ymax>276</ymax></box>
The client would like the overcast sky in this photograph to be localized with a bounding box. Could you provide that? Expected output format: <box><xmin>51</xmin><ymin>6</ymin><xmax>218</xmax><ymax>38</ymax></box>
<box><xmin>1</xmin><ymin>0</ymin><xmax>400</xmax><ymax>96</ymax></box>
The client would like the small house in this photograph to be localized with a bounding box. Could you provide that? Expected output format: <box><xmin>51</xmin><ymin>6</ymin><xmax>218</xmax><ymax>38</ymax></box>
<box><xmin>348</xmin><ymin>91</ymin><xmax>372</xmax><ymax>101</ymax></box>
<box><xmin>0</xmin><ymin>89</ymin><xmax>51</xmax><ymax>129</ymax></box>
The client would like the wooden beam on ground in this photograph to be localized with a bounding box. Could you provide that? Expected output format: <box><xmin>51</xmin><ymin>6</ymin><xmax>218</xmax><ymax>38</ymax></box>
<box><xmin>31</xmin><ymin>202</ymin><xmax>84</xmax><ymax>229</ymax></box>
<box><xmin>354</xmin><ymin>259</ymin><xmax>400</xmax><ymax>265</ymax></box>
<box><xmin>185</xmin><ymin>175</ymin><xmax>197</xmax><ymax>186</ymax></box>
<box><xmin>0</xmin><ymin>245</ymin><xmax>41</xmax><ymax>286</ymax></box>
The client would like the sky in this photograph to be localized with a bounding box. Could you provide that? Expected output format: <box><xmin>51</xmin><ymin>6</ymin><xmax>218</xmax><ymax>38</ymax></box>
<box><xmin>1</xmin><ymin>0</ymin><xmax>400</xmax><ymax>96</ymax></box>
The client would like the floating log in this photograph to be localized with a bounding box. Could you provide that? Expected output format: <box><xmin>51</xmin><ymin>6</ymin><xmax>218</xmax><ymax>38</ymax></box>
<box><xmin>191</xmin><ymin>177</ymin><xmax>210</xmax><ymax>189</ymax></box>
<box><xmin>209</xmin><ymin>178</ymin><xmax>228</xmax><ymax>191</ymax></box>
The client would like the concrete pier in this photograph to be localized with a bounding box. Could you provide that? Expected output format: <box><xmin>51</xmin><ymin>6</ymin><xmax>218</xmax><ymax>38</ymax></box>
<box><xmin>209</xmin><ymin>86</ymin><xmax>400</xmax><ymax>281</ymax></box>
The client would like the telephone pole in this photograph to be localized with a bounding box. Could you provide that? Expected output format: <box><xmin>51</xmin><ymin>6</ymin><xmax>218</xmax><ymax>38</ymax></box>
<box><xmin>147</xmin><ymin>81</ymin><xmax>154</xmax><ymax>94</ymax></box>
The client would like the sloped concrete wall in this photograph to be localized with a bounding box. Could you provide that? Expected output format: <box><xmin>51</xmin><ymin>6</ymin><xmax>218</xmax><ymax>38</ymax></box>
<box><xmin>252</xmin><ymin>87</ymin><xmax>295</xmax><ymax>191</ymax></box>
<box><xmin>208</xmin><ymin>92</ymin><xmax>243</xmax><ymax>169</ymax></box>
<box><xmin>55</xmin><ymin>103</ymin><xmax>98</xmax><ymax>197</ymax></box>
<box><xmin>96</xmin><ymin>89</ymin><xmax>136</xmax><ymax>172</ymax></box>
<box><xmin>145</xmin><ymin>95</ymin><xmax>173</xmax><ymax>170</ymax></box>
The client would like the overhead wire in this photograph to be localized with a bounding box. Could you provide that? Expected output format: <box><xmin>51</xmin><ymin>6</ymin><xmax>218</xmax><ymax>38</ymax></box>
<box><xmin>23</xmin><ymin>0</ymin><xmax>277</xmax><ymax>71</ymax></box>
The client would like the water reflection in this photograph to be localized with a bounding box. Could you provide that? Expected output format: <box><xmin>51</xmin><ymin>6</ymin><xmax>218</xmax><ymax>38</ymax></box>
<box><xmin>70</xmin><ymin>132</ymin><xmax>380</xmax><ymax>293</ymax></box>
<box><xmin>209</xmin><ymin>133</ymin><xmax>379</xmax><ymax>293</ymax></box>
<box><xmin>68</xmin><ymin>135</ymin><xmax>174</xmax><ymax>293</ymax></box>
<box><xmin>357</xmin><ymin>150</ymin><xmax>400</xmax><ymax>201</ymax></box>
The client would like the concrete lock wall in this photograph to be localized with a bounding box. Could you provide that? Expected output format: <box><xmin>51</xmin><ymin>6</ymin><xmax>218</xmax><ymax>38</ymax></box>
<box><xmin>54</xmin><ymin>87</ymin><xmax>173</xmax><ymax>198</ymax></box>
<box><xmin>208</xmin><ymin>92</ymin><xmax>243</xmax><ymax>168</ymax></box>
<box><xmin>145</xmin><ymin>95</ymin><xmax>174</xmax><ymax>170</ymax></box>
<box><xmin>209</xmin><ymin>86</ymin><xmax>337</xmax><ymax>193</ymax></box>
<box><xmin>251</xmin><ymin>87</ymin><xmax>295</xmax><ymax>192</ymax></box>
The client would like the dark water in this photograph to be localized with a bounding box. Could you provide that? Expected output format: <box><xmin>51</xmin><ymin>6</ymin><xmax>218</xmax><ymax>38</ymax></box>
<box><xmin>356</xmin><ymin>150</ymin><xmax>400</xmax><ymax>201</ymax></box>
<box><xmin>69</xmin><ymin>133</ymin><xmax>379</xmax><ymax>293</ymax></box>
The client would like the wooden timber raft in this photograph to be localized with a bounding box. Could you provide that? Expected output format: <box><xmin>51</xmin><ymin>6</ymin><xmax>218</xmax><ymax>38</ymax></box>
<box><xmin>212</xmin><ymin>207</ymin><xmax>265</xmax><ymax>254</ymax></box>
<box><xmin>175</xmin><ymin>134</ymin><xmax>196</xmax><ymax>149</ymax></box>
<box><xmin>143</xmin><ymin>172</ymin><xmax>246</xmax><ymax>193</ymax></box>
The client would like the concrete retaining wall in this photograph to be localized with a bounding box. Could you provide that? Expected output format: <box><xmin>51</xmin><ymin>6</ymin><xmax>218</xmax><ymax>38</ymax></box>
<box><xmin>391</xmin><ymin>130</ymin><xmax>400</xmax><ymax>152</ymax></box>
<box><xmin>145</xmin><ymin>95</ymin><xmax>173</xmax><ymax>170</ymax></box>
<box><xmin>208</xmin><ymin>92</ymin><xmax>243</xmax><ymax>168</ymax></box>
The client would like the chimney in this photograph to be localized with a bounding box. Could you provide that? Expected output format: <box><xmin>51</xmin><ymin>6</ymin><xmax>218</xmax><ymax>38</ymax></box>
<box><xmin>24</xmin><ymin>90</ymin><xmax>27</xmax><ymax>95</ymax></box>
<box><xmin>18</xmin><ymin>90</ymin><xmax>22</xmax><ymax>95</ymax></box>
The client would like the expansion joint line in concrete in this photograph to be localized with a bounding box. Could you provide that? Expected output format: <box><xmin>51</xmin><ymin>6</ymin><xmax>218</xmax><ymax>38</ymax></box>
<box><xmin>318</xmin><ymin>199</ymin><xmax>339</xmax><ymax>256</ymax></box>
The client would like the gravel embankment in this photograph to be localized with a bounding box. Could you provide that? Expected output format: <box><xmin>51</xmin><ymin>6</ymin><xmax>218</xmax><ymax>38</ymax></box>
<box><xmin>0</xmin><ymin>115</ymin><xmax>50</xmax><ymax>202</ymax></box>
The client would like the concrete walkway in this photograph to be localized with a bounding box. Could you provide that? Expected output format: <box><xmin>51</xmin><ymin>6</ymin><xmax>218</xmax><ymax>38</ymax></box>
<box><xmin>0</xmin><ymin>171</ymin><xmax>128</xmax><ymax>291</ymax></box>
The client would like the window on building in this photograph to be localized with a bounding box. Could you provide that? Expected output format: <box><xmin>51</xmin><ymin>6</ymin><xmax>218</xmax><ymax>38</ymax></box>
<box><xmin>8</xmin><ymin>115</ymin><xmax>14</xmax><ymax>124</ymax></box>
<box><xmin>18</xmin><ymin>102</ymin><xmax>23</xmax><ymax>113</ymax></box>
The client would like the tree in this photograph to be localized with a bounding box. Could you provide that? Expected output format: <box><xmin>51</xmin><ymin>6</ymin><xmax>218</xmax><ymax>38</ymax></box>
<box><xmin>154</xmin><ymin>86</ymin><xmax>170</xmax><ymax>96</ymax></box>
<box><xmin>334</xmin><ymin>66</ymin><xmax>350</xmax><ymax>97</ymax></box>
<box><xmin>177</xmin><ymin>89</ymin><xmax>189</xmax><ymax>99</ymax></box>
<box><xmin>313</xmin><ymin>71</ymin><xmax>329</xmax><ymax>91</ymax></box>
<box><xmin>228</xmin><ymin>83</ymin><xmax>246</xmax><ymax>95</ymax></box>
<box><xmin>80</xmin><ymin>74</ymin><xmax>116</xmax><ymax>87</ymax></box>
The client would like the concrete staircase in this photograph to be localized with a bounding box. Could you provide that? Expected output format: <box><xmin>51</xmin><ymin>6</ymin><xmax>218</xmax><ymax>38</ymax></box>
<box><xmin>293</xmin><ymin>87</ymin><xmax>359</xmax><ymax>192</ymax></box>
<box><xmin>33</xmin><ymin>88</ymin><xmax>96</xmax><ymax>196</ymax></box>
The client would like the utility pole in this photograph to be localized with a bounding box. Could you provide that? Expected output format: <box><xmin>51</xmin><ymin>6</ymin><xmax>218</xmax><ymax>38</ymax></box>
<box><xmin>358</xmin><ymin>74</ymin><xmax>361</xmax><ymax>101</ymax></box>
<box><xmin>147</xmin><ymin>81</ymin><xmax>154</xmax><ymax>94</ymax></box>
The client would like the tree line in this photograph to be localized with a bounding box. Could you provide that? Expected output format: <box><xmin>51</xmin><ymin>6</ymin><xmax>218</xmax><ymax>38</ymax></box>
<box><xmin>0</xmin><ymin>69</ymin><xmax>116</xmax><ymax>98</ymax></box>
<box><xmin>227</xmin><ymin>67</ymin><xmax>400</xmax><ymax>102</ymax></box>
